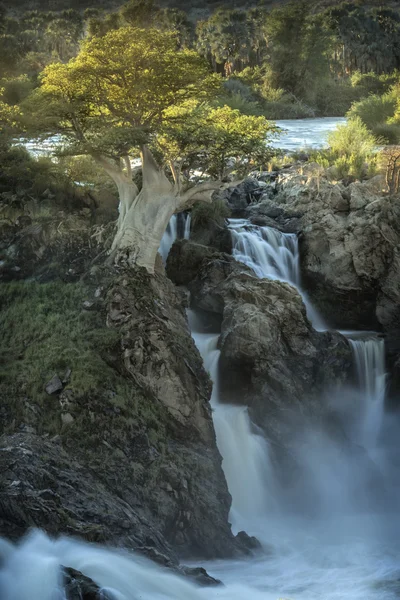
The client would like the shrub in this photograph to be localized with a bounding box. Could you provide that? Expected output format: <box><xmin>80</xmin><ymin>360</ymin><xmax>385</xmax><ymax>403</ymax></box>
<box><xmin>347</xmin><ymin>94</ymin><xmax>397</xmax><ymax>130</ymax></box>
<box><xmin>313</xmin><ymin>79</ymin><xmax>361</xmax><ymax>117</ymax></box>
<box><xmin>372</xmin><ymin>123</ymin><xmax>400</xmax><ymax>145</ymax></box>
<box><xmin>216</xmin><ymin>92</ymin><xmax>263</xmax><ymax>116</ymax></box>
<box><xmin>350</xmin><ymin>71</ymin><xmax>398</xmax><ymax>97</ymax></box>
<box><xmin>327</xmin><ymin>117</ymin><xmax>377</xmax><ymax>161</ymax></box>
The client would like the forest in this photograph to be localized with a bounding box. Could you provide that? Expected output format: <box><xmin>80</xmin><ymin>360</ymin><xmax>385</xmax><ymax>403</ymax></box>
<box><xmin>1</xmin><ymin>0</ymin><xmax>400</xmax><ymax>119</ymax></box>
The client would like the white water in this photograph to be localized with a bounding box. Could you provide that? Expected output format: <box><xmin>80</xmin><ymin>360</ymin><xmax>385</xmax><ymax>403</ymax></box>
<box><xmin>159</xmin><ymin>212</ymin><xmax>191</xmax><ymax>263</ymax></box>
<box><xmin>272</xmin><ymin>117</ymin><xmax>346</xmax><ymax>152</ymax></box>
<box><xmin>229</xmin><ymin>219</ymin><xmax>326</xmax><ymax>330</ymax></box>
<box><xmin>348</xmin><ymin>335</ymin><xmax>387</xmax><ymax>448</ymax></box>
<box><xmin>188</xmin><ymin>311</ymin><xmax>275</xmax><ymax>531</ymax></box>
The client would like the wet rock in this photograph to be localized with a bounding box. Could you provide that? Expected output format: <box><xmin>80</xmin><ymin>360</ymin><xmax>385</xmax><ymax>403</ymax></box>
<box><xmin>45</xmin><ymin>375</ymin><xmax>63</xmax><ymax>395</ymax></box>
<box><xmin>235</xmin><ymin>530</ymin><xmax>262</xmax><ymax>552</ymax></box>
<box><xmin>166</xmin><ymin>240</ymin><xmax>219</xmax><ymax>286</ymax></box>
<box><xmin>180</xmin><ymin>565</ymin><xmax>222</xmax><ymax>586</ymax></box>
<box><xmin>190</xmin><ymin>259</ymin><xmax>352</xmax><ymax>425</ymax></box>
<box><xmin>248</xmin><ymin>168</ymin><xmax>400</xmax><ymax>331</ymax></box>
<box><xmin>63</xmin><ymin>567</ymin><xmax>115</xmax><ymax>599</ymax></box>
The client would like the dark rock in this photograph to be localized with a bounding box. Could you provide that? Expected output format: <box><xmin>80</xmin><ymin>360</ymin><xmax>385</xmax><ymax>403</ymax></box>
<box><xmin>45</xmin><ymin>375</ymin><xmax>63</xmax><ymax>395</ymax></box>
<box><xmin>189</xmin><ymin>258</ymin><xmax>352</xmax><ymax>425</ymax></box>
<box><xmin>63</xmin><ymin>567</ymin><xmax>115</xmax><ymax>600</ymax></box>
<box><xmin>180</xmin><ymin>565</ymin><xmax>222</xmax><ymax>586</ymax></box>
<box><xmin>235</xmin><ymin>531</ymin><xmax>262</xmax><ymax>552</ymax></box>
<box><xmin>0</xmin><ymin>267</ymin><xmax>246</xmax><ymax>562</ymax></box>
<box><xmin>219</xmin><ymin>178</ymin><xmax>262</xmax><ymax>214</ymax></box>
<box><xmin>166</xmin><ymin>240</ymin><xmax>218</xmax><ymax>286</ymax></box>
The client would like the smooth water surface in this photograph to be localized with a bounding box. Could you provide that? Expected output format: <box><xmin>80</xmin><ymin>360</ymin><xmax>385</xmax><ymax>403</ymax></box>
<box><xmin>272</xmin><ymin>117</ymin><xmax>346</xmax><ymax>151</ymax></box>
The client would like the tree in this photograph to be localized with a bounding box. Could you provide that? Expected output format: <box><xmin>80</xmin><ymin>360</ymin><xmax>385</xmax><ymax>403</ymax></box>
<box><xmin>155</xmin><ymin>100</ymin><xmax>277</xmax><ymax>183</ymax></box>
<box><xmin>196</xmin><ymin>9</ymin><xmax>256</xmax><ymax>76</ymax></box>
<box><xmin>23</xmin><ymin>27</ymin><xmax>247</xmax><ymax>273</ymax></box>
<box><xmin>0</xmin><ymin>88</ymin><xmax>20</xmax><ymax>133</ymax></box>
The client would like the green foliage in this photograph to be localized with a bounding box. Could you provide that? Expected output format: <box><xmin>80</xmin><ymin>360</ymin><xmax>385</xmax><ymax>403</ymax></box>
<box><xmin>0</xmin><ymin>143</ymin><xmax>95</xmax><ymax>216</ymax></box>
<box><xmin>372</xmin><ymin>122</ymin><xmax>400</xmax><ymax>145</ymax></box>
<box><xmin>216</xmin><ymin>92</ymin><xmax>263</xmax><ymax>117</ymax></box>
<box><xmin>350</xmin><ymin>71</ymin><xmax>399</xmax><ymax>97</ymax></box>
<box><xmin>25</xmin><ymin>27</ymin><xmax>220</xmax><ymax>159</ymax></box>
<box><xmin>347</xmin><ymin>94</ymin><xmax>397</xmax><ymax>130</ymax></box>
<box><xmin>156</xmin><ymin>101</ymin><xmax>277</xmax><ymax>180</ymax></box>
<box><xmin>327</xmin><ymin>117</ymin><xmax>377</xmax><ymax>161</ymax></box>
<box><xmin>0</xmin><ymin>281</ymin><xmax>119</xmax><ymax>418</ymax></box>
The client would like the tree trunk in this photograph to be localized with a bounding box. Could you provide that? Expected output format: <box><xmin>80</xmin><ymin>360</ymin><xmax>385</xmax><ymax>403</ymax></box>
<box><xmin>96</xmin><ymin>148</ymin><xmax>237</xmax><ymax>274</ymax></box>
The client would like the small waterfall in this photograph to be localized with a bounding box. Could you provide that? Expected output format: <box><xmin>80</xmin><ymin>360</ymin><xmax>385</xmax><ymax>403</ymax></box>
<box><xmin>348</xmin><ymin>335</ymin><xmax>387</xmax><ymax>447</ymax></box>
<box><xmin>229</xmin><ymin>219</ymin><xmax>300</xmax><ymax>284</ymax></box>
<box><xmin>159</xmin><ymin>213</ymin><xmax>191</xmax><ymax>263</ymax></box>
<box><xmin>183</xmin><ymin>213</ymin><xmax>191</xmax><ymax>240</ymax></box>
<box><xmin>188</xmin><ymin>311</ymin><xmax>275</xmax><ymax>531</ymax></box>
<box><xmin>159</xmin><ymin>215</ymin><xmax>178</xmax><ymax>263</ymax></box>
<box><xmin>229</xmin><ymin>219</ymin><xmax>326</xmax><ymax>330</ymax></box>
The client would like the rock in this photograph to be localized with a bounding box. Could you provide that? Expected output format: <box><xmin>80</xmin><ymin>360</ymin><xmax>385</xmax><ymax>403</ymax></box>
<box><xmin>180</xmin><ymin>566</ymin><xmax>222</xmax><ymax>586</ymax></box>
<box><xmin>219</xmin><ymin>178</ymin><xmax>264</xmax><ymax>214</ymax></box>
<box><xmin>45</xmin><ymin>375</ymin><xmax>63</xmax><ymax>395</ymax></box>
<box><xmin>82</xmin><ymin>300</ymin><xmax>96</xmax><ymax>310</ymax></box>
<box><xmin>247</xmin><ymin>167</ymin><xmax>400</xmax><ymax>330</ymax></box>
<box><xmin>166</xmin><ymin>240</ymin><xmax>220</xmax><ymax>286</ymax></box>
<box><xmin>235</xmin><ymin>531</ymin><xmax>262</xmax><ymax>552</ymax></box>
<box><xmin>61</xmin><ymin>412</ymin><xmax>74</xmax><ymax>425</ymax></box>
<box><xmin>63</xmin><ymin>567</ymin><xmax>115</xmax><ymax>599</ymax></box>
<box><xmin>62</xmin><ymin>368</ymin><xmax>72</xmax><ymax>384</ymax></box>
<box><xmin>190</xmin><ymin>259</ymin><xmax>352</xmax><ymax>428</ymax></box>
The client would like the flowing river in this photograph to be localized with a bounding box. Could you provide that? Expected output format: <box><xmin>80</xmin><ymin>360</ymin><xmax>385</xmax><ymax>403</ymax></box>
<box><xmin>3</xmin><ymin>126</ymin><xmax>400</xmax><ymax>600</ymax></box>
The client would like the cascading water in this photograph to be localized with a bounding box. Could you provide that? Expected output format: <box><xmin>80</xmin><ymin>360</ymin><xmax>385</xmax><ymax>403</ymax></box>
<box><xmin>159</xmin><ymin>213</ymin><xmax>191</xmax><ymax>263</ymax></box>
<box><xmin>183</xmin><ymin>213</ymin><xmax>191</xmax><ymax>240</ymax></box>
<box><xmin>347</xmin><ymin>334</ymin><xmax>387</xmax><ymax>447</ymax></box>
<box><xmin>188</xmin><ymin>311</ymin><xmax>275</xmax><ymax>531</ymax></box>
<box><xmin>229</xmin><ymin>219</ymin><xmax>326</xmax><ymax>330</ymax></box>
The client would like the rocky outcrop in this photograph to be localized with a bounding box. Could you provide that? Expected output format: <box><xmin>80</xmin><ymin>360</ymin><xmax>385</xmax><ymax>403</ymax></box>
<box><xmin>0</xmin><ymin>264</ymin><xmax>248</xmax><ymax>564</ymax></box>
<box><xmin>187</xmin><ymin>256</ymin><xmax>352</xmax><ymax>433</ymax></box>
<box><xmin>245</xmin><ymin>167</ymin><xmax>400</xmax><ymax>331</ymax></box>
<box><xmin>0</xmin><ymin>211</ymin><xmax>104</xmax><ymax>283</ymax></box>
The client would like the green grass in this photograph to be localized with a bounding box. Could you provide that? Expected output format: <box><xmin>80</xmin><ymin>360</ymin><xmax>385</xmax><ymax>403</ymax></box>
<box><xmin>0</xmin><ymin>280</ymin><xmax>167</xmax><ymax>442</ymax></box>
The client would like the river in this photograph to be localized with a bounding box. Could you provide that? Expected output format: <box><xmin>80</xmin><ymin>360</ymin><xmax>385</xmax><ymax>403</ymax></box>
<box><xmin>22</xmin><ymin>118</ymin><xmax>346</xmax><ymax>157</ymax></box>
<box><xmin>273</xmin><ymin>117</ymin><xmax>346</xmax><ymax>151</ymax></box>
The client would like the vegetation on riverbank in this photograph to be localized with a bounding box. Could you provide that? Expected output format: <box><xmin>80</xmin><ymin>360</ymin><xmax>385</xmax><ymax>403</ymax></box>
<box><xmin>2</xmin><ymin>1</ymin><xmax>400</xmax><ymax>121</ymax></box>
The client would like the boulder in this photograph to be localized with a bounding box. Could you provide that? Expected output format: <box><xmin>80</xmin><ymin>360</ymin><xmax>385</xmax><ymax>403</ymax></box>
<box><xmin>189</xmin><ymin>259</ymin><xmax>352</xmax><ymax>431</ymax></box>
<box><xmin>64</xmin><ymin>567</ymin><xmax>115</xmax><ymax>600</ymax></box>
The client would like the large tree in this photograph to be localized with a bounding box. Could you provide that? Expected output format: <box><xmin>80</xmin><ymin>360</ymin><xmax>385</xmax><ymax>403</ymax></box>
<box><xmin>23</xmin><ymin>26</ymin><xmax>272</xmax><ymax>273</ymax></box>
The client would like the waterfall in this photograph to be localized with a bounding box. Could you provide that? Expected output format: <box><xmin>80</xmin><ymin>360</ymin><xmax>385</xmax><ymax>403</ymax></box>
<box><xmin>188</xmin><ymin>311</ymin><xmax>275</xmax><ymax>531</ymax></box>
<box><xmin>183</xmin><ymin>213</ymin><xmax>191</xmax><ymax>240</ymax></box>
<box><xmin>159</xmin><ymin>213</ymin><xmax>191</xmax><ymax>263</ymax></box>
<box><xmin>159</xmin><ymin>215</ymin><xmax>178</xmax><ymax>263</ymax></box>
<box><xmin>229</xmin><ymin>219</ymin><xmax>300</xmax><ymax>284</ymax></box>
<box><xmin>348</xmin><ymin>335</ymin><xmax>387</xmax><ymax>447</ymax></box>
<box><xmin>229</xmin><ymin>219</ymin><xmax>326</xmax><ymax>330</ymax></box>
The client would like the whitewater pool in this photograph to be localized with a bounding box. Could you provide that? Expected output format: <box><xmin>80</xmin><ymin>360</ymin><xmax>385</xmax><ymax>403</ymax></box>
<box><xmin>272</xmin><ymin>117</ymin><xmax>346</xmax><ymax>151</ymax></box>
